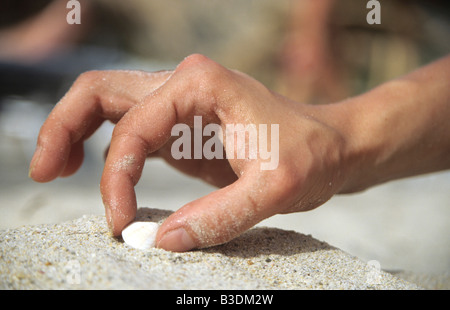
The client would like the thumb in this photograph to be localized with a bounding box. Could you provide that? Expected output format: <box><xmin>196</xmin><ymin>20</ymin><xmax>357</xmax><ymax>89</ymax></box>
<box><xmin>156</xmin><ymin>171</ymin><xmax>280</xmax><ymax>252</ymax></box>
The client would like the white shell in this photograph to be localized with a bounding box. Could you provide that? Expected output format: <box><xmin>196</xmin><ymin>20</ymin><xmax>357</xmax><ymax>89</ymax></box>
<box><xmin>121</xmin><ymin>221</ymin><xmax>160</xmax><ymax>250</ymax></box>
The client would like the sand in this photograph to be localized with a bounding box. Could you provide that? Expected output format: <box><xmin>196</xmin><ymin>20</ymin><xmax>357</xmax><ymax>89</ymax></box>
<box><xmin>0</xmin><ymin>208</ymin><xmax>420</xmax><ymax>290</ymax></box>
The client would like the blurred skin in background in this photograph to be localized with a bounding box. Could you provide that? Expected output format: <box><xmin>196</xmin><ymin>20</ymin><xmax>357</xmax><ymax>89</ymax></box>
<box><xmin>277</xmin><ymin>0</ymin><xmax>348</xmax><ymax>104</ymax></box>
<box><xmin>0</xmin><ymin>0</ymin><xmax>91</xmax><ymax>63</ymax></box>
<box><xmin>2</xmin><ymin>0</ymin><xmax>446</xmax><ymax>102</ymax></box>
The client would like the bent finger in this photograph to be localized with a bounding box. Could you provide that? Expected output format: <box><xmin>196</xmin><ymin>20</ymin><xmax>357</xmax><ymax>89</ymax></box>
<box><xmin>101</xmin><ymin>99</ymin><xmax>177</xmax><ymax>235</ymax></box>
<box><xmin>29</xmin><ymin>70</ymin><xmax>172</xmax><ymax>182</ymax></box>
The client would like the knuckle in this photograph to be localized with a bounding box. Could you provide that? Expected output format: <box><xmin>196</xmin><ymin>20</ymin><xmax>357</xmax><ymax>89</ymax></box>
<box><xmin>178</xmin><ymin>53</ymin><xmax>211</xmax><ymax>68</ymax></box>
<box><xmin>176</xmin><ymin>54</ymin><xmax>229</xmax><ymax>90</ymax></box>
<box><xmin>78</xmin><ymin>70</ymin><xmax>101</xmax><ymax>82</ymax></box>
<box><xmin>172</xmin><ymin>54</ymin><xmax>233</xmax><ymax>115</ymax></box>
<box><xmin>73</xmin><ymin>70</ymin><xmax>102</xmax><ymax>89</ymax></box>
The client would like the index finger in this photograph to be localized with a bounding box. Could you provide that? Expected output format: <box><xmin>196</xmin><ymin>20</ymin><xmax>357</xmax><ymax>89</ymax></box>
<box><xmin>99</xmin><ymin>54</ymin><xmax>242</xmax><ymax>236</ymax></box>
<box><xmin>101</xmin><ymin>99</ymin><xmax>178</xmax><ymax>235</ymax></box>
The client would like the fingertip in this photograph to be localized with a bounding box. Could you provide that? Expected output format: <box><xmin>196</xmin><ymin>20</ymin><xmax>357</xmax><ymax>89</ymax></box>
<box><xmin>101</xmin><ymin>150</ymin><xmax>143</xmax><ymax>238</ymax></box>
<box><xmin>101</xmin><ymin>177</ymin><xmax>138</xmax><ymax>237</ymax></box>
<box><xmin>28</xmin><ymin>144</ymin><xmax>61</xmax><ymax>183</ymax></box>
<box><xmin>29</xmin><ymin>127</ymin><xmax>75</xmax><ymax>182</ymax></box>
<box><xmin>156</xmin><ymin>186</ymin><xmax>255</xmax><ymax>251</ymax></box>
<box><xmin>157</xmin><ymin>227</ymin><xmax>197</xmax><ymax>252</ymax></box>
<box><xmin>156</xmin><ymin>172</ymin><xmax>282</xmax><ymax>251</ymax></box>
<box><xmin>60</xmin><ymin>141</ymin><xmax>85</xmax><ymax>177</ymax></box>
<box><xmin>28</xmin><ymin>145</ymin><xmax>42</xmax><ymax>180</ymax></box>
<box><xmin>155</xmin><ymin>205</ymin><xmax>199</xmax><ymax>252</ymax></box>
<box><xmin>104</xmin><ymin>199</ymin><xmax>136</xmax><ymax>237</ymax></box>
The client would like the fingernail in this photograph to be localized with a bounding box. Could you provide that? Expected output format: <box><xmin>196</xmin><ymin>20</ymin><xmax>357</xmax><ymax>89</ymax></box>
<box><xmin>28</xmin><ymin>145</ymin><xmax>42</xmax><ymax>178</ymax></box>
<box><xmin>157</xmin><ymin>228</ymin><xmax>196</xmax><ymax>252</ymax></box>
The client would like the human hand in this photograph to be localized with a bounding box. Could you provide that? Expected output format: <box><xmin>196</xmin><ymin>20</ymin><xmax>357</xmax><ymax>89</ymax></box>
<box><xmin>29</xmin><ymin>54</ymin><xmax>358</xmax><ymax>252</ymax></box>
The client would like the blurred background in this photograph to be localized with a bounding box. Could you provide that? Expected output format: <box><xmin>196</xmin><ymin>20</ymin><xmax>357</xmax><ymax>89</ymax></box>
<box><xmin>0</xmin><ymin>0</ymin><xmax>449</xmax><ymax>287</ymax></box>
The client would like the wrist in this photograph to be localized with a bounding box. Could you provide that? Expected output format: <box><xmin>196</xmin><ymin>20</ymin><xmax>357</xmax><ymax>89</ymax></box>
<box><xmin>330</xmin><ymin>67</ymin><xmax>450</xmax><ymax>193</ymax></box>
<box><xmin>320</xmin><ymin>80</ymin><xmax>417</xmax><ymax>193</ymax></box>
